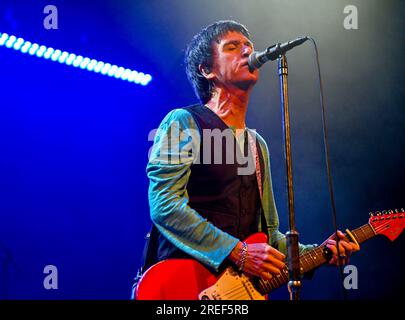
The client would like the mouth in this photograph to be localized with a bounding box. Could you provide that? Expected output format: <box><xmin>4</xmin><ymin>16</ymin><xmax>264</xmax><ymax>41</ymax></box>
<box><xmin>240</xmin><ymin>60</ymin><xmax>249</xmax><ymax>67</ymax></box>
<box><xmin>240</xmin><ymin>61</ymin><xmax>255</xmax><ymax>73</ymax></box>
<box><xmin>239</xmin><ymin>61</ymin><xmax>250</xmax><ymax>70</ymax></box>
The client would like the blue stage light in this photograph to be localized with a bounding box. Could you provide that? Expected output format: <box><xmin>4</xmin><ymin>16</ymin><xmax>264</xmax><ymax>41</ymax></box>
<box><xmin>101</xmin><ymin>63</ymin><xmax>111</xmax><ymax>75</ymax></box>
<box><xmin>65</xmin><ymin>53</ymin><xmax>76</xmax><ymax>65</ymax></box>
<box><xmin>0</xmin><ymin>31</ymin><xmax>152</xmax><ymax>86</ymax></box>
<box><xmin>20</xmin><ymin>41</ymin><xmax>31</xmax><ymax>53</ymax></box>
<box><xmin>28</xmin><ymin>43</ymin><xmax>39</xmax><ymax>55</ymax></box>
<box><xmin>0</xmin><ymin>33</ymin><xmax>8</xmax><ymax>45</ymax></box>
<box><xmin>107</xmin><ymin>65</ymin><xmax>118</xmax><ymax>77</ymax></box>
<box><xmin>115</xmin><ymin>67</ymin><xmax>124</xmax><ymax>79</ymax></box>
<box><xmin>5</xmin><ymin>35</ymin><xmax>16</xmax><ymax>48</ymax></box>
<box><xmin>51</xmin><ymin>49</ymin><xmax>61</xmax><ymax>61</ymax></box>
<box><xmin>72</xmin><ymin>55</ymin><xmax>83</xmax><ymax>67</ymax></box>
<box><xmin>43</xmin><ymin>47</ymin><xmax>54</xmax><ymax>59</ymax></box>
<box><xmin>13</xmin><ymin>38</ymin><xmax>24</xmax><ymax>50</ymax></box>
<box><xmin>34</xmin><ymin>45</ymin><xmax>45</xmax><ymax>58</ymax></box>
<box><xmin>58</xmin><ymin>51</ymin><xmax>69</xmax><ymax>63</ymax></box>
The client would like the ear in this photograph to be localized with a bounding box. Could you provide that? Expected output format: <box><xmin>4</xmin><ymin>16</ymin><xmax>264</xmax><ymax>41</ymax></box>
<box><xmin>198</xmin><ymin>64</ymin><xmax>215</xmax><ymax>80</ymax></box>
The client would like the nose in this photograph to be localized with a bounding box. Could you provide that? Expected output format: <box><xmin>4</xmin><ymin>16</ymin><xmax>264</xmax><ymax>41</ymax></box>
<box><xmin>242</xmin><ymin>44</ymin><xmax>252</xmax><ymax>57</ymax></box>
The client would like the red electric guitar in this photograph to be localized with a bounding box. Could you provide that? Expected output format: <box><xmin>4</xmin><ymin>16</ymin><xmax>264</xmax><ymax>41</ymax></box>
<box><xmin>135</xmin><ymin>209</ymin><xmax>404</xmax><ymax>300</ymax></box>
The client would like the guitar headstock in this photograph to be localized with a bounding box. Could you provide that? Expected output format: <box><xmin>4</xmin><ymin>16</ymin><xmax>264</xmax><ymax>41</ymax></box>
<box><xmin>369</xmin><ymin>209</ymin><xmax>405</xmax><ymax>241</ymax></box>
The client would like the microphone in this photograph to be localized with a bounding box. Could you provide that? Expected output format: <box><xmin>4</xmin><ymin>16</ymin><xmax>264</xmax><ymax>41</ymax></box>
<box><xmin>248</xmin><ymin>36</ymin><xmax>309</xmax><ymax>70</ymax></box>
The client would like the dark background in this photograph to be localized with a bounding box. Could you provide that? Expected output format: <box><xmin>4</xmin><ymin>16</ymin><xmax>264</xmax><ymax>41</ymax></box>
<box><xmin>0</xmin><ymin>0</ymin><xmax>403</xmax><ymax>299</ymax></box>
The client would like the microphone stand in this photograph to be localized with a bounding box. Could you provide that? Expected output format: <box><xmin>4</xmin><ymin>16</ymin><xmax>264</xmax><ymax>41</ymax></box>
<box><xmin>278</xmin><ymin>54</ymin><xmax>301</xmax><ymax>300</ymax></box>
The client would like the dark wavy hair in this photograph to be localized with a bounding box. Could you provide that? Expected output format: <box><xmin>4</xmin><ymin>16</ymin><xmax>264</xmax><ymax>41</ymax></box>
<box><xmin>185</xmin><ymin>20</ymin><xmax>251</xmax><ymax>104</ymax></box>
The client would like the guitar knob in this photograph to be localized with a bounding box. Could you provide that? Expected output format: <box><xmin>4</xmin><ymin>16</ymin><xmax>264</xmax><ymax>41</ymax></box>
<box><xmin>376</xmin><ymin>211</ymin><xmax>381</xmax><ymax>216</ymax></box>
<box><xmin>382</xmin><ymin>210</ymin><xmax>387</xmax><ymax>215</ymax></box>
<box><xmin>369</xmin><ymin>212</ymin><xmax>374</xmax><ymax>217</ymax></box>
<box><xmin>395</xmin><ymin>209</ymin><xmax>399</xmax><ymax>213</ymax></box>
<box><xmin>388</xmin><ymin>209</ymin><xmax>394</xmax><ymax>214</ymax></box>
<box><xmin>401</xmin><ymin>208</ymin><xmax>405</xmax><ymax>213</ymax></box>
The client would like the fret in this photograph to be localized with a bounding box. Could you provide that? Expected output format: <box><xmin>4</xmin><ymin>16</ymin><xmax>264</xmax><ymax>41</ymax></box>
<box><xmin>352</xmin><ymin>224</ymin><xmax>374</xmax><ymax>243</ymax></box>
<box><xmin>258</xmin><ymin>278</ymin><xmax>270</xmax><ymax>294</ymax></box>
<box><xmin>272</xmin><ymin>272</ymin><xmax>282</xmax><ymax>287</ymax></box>
<box><xmin>357</xmin><ymin>227</ymin><xmax>367</xmax><ymax>243</ymax></box>
<box><xmin>307</xmin><ymin>251</ymin><xmax>317</xmax><ymax>270</ymax></box>
<box><xmin>266</xmin><ymin>276</ymin><xmax>276</xmax><ymax>291</ymax></box>
<box><xmin>266</xmin><ymin>278</ymin><xmax>274</xmax><ymax>291</ymax></box>
<box><xmin>257</xmin><ymin>222</ymin><xmax>381</xmax><ymax>295</ymax></box>
<box><xmin>301</xmin><ymin>254</ymin><xmax>311</xmax><ymax>272</ymax></box>
<box><xmin>363</xmin><ymin>224</ymin><xmax>375</xmax><ymax>240</ymax></box>
<box><xmin>281</xmin><ymin>268</ymin><xmax>289</xmax><ymax>283</ymax></box>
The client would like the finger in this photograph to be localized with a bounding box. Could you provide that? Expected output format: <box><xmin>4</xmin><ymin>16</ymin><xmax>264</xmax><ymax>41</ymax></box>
<box><xmin>351</xmin><ymin>241</ymin><xmax>360</xmax><ymax>252</ymax></box>
<box><xmin>260</xmin><ymin>271</ymin><xmax>273</xmax><ymax>281</ymax></box>
<box><xmin>265</xmin><ymin>246</ymin><xmax>286</xmax><ymax>261</ymax></box>
<box><xmin>340</xmin><ymin>241</ymin><xmax>354</xmax><ymax>256</ymax></box>
<box><xmin>326</xmin><ymin>242</ymin><xmax>337</xmax><ymax>256</ymax></box>
<box><xmin>329</xmin><ymin>239</ymin><xmax>345</xmax><ymax>257</ymax></box>
<box><xmin>337</xmin><ymin>230</ymin><xmax>346</xmax><ymax>239</ymax></box>
<box><xmin>263</xmin><ymin>255</ymin><xmax>285</xmax><ymax>271</ymax></box>
<box><xmin>262</xmin><ymin>262</ymin><xmax>282</xmax><ymax>276</ymax></box>
<box><xmin>337</xmin><ymin>242</ymin><xmax>345</xmax><ymax>256</ymax></box>
<box><xmin>329</xmin><ymin>256</ymin><xmax>337</xmax><ymax>265</ymax></box>
<box><xmin>264</xmin><ymin>254</ymin><xmax>286</xmax><ymax>269</ymax></box>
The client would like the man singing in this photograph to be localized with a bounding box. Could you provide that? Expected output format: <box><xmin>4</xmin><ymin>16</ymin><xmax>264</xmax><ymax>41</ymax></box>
<box><xmin>137</xmin><ymin>20</ymin><xmax>358</xmax><ymax>299</ymax></box>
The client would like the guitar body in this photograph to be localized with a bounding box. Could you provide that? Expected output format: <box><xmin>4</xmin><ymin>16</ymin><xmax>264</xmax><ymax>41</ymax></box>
<box><xmin>135</xmin><ymin>259</ymin><xmax>216</xmax><ymax>300</ymax></box>
<box><xmin>135</xmin><ymin>209</ymin><xmax>405</xmax><ymax>300</ymax></box>
<box><xmin>135</xmin><ymin>232</ymin><xmax>268</xmax><ymax>300</ymax></box>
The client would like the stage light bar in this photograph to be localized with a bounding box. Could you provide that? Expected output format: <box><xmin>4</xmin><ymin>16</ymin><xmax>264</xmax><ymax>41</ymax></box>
<box><xmin>0</xmin><ymin>32</ymin><xmax>152</xmax><ymax>86</ymax></box>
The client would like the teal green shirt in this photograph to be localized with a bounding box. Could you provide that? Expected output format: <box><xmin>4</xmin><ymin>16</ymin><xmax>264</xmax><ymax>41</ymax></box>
<box><xmin>146</xmin><ymin>108</ymin><xmax>316</xmax><ymax>271</ymax></box>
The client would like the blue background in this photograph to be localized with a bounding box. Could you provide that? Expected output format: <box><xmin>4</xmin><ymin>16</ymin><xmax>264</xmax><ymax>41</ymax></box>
<box><xmin>0</xmin><ymin>0</ymin><xmax>404</xmax><ymax>299</ymax></box>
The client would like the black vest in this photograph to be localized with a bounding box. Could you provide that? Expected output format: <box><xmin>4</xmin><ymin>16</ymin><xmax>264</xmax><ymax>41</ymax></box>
<box><xmin>156</xmin><ymin>104</ymin><xmax>264</xmax><ymax>262</ymax></box>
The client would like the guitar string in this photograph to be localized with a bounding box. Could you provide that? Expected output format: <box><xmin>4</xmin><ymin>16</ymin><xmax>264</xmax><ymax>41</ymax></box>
<box><xmin>221</xmin><ymin>286</ymin><xmax>249</xmax><ymax>300</ymax></box>
<box><xmin>221</xmin><ymin>285</ymin><xmax>245</xmax><ymax>297</ymax></box>
<box><xmin>219</xmin><ymin>219</ymin><xmax>398</xmax><ymax>299</ymax></box>
<box><xmin>259</xmin><ymin>225</ymin><xmax>374</xmax><ymax>292</ymax></box>
<box><xmin>223</xmin><ymin>290</ymin><xmax>250</xmax><ymax>300</ymax></box>
<box><xmin>373</xmin><ymin>220</ymin><xmax>398</xmax><ymax>233</ymax></box>
<box><xmin>219</xmin><ymin>279</ymin><xmax>250</xmax><ymax>299</ymax></box>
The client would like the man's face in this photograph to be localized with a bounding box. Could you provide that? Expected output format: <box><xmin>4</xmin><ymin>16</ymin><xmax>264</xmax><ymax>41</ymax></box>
<box><xmin>208</xmin><ymin>31</ymin><xmax>259</xmax><ymax>91</ymax></box>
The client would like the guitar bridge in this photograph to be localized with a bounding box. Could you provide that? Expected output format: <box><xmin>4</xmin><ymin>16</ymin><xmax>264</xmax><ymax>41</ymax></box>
<box><xmin>198</xmin><ymin>267</ymin><xmax>266</xmax><ymax>300</ymax></box>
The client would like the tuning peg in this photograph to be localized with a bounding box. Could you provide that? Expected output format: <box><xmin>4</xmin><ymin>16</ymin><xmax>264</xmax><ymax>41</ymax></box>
<box><xmin>401</xmin><ymin>208</ymin><xmax>404</xmax><ymax>213</ymax></box>
<box><xmin>388</xmin><ymin>209</ymin><xmax>394</xmax><ymax>214</ymax></box>
<box><xmin>376</xmin><ymin>211</ymin><xmax>381</xmax><ymax>216</ymax></box>
<box><xmin>369</xmin><ymin>212</ymin><xmax>374</xmax><ymax>217</ymax></box>
<box><xmin>382</xmin><ymin>210</ymin><xmax>388</xmax><ymax>215</ymax></box>
<box><xmin>395</xmin><ymin>209</ymin><xmax>399</xmax><ymax>213</ymax></box>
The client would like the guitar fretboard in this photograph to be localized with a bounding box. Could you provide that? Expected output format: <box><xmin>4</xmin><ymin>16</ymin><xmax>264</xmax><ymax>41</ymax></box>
<box><xmin>256</xmin><ymin>223</ymin><xmax>376</xmax><ymax>294</ymax></box>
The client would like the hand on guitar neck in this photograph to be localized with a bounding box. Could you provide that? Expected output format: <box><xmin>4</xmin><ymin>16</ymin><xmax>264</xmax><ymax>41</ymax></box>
<box><xmin>228</xmin><ymin>241</ymin><xmax>286</xmax><ymax>281</ymax></box>
<box><xmin>321</xmin><ymin>230</ymin><xmax>361</xmax><ymax>266</ymax></box>
<box><xmin>227</xmin><ymin>229</ymin><xmax>360</xmax><ymax>282</ymax></box>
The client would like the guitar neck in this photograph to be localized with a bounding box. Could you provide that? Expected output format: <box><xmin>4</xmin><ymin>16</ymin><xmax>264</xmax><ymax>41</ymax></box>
<box><xmin>256</xmin><ymin>223</ymin><xmax>377</xmax><ymax>294</ymax></box>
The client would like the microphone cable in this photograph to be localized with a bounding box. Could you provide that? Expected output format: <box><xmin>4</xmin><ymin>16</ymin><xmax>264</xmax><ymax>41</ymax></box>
<box><xmin>307</xmin><ymin>37</ymin><xmax>348</xmax><ymax>300</ymax></box>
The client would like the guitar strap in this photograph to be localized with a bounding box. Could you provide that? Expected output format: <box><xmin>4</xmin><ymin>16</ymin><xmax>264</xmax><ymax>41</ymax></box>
<box><xmin>132</xmin><ymin>224</ymin><xmax>159</xmax><ymax>298</ymax></box>
<box><xmin>141</xmin><ymin>225</ymin><xmax>159</xmax><ymax>271</ymax></box>
<box><xmin>247</xmin><ymin>129</ymin><xmax>269</xmax><ymax>237</ymax></box>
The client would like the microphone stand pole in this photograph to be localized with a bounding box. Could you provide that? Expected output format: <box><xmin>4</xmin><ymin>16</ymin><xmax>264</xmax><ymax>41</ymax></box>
<box><xmin>278</xmin><ymin>54</ymin><xmax>301</xmax><ymax>300</ymax></box>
